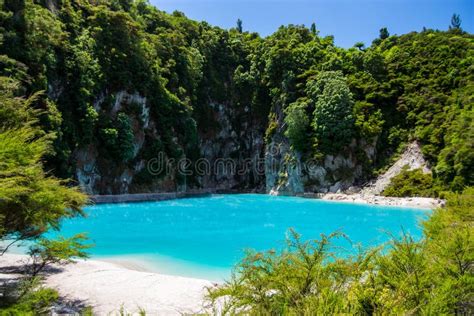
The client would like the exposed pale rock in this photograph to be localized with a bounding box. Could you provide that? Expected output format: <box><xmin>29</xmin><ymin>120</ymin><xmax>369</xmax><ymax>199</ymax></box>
<box><xmin>111</xmin><ymin>91</ymin><xmax>147</xmax><ymax>117</ymax></box>
<box><xmin>75</xmin><ymin>145</ymin><xmax>100</xmax><ymax>195</ymax></box>
<box><xmin>321</xmin><ymin>193</ymin><xmax>443</xmax><ymax>209</ymax></box>
<box><xmin>361</xmin><ymin>141</ymin><xmax>430</xmax><ymax>195</ymax></box>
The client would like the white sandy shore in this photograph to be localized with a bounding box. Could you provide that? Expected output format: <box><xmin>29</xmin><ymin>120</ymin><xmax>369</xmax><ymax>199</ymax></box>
<box><xmin>0</xmin><ymin>253</ymin><xmax>215</xmax><ymax>315</ymax></box>
<box><xmin>319</xmin><ymin>193</ymin><xmax>444</xmax><ymax>209</ymax></box>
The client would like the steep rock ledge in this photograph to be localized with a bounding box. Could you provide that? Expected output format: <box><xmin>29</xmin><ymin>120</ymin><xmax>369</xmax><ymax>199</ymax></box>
<box><xmin>264</xmin><ymin>103</ymin><xmax>377</xmax><ymax>195</ymax></box>
<box><xmin>74</xmin><ymin>91</ymin><xmax>266</xmax><ymax>194</ymax></box>
<box><xmin>75</xmin><ymin>90</ymin><xmax>150</xmax><ymax>194</ymax></box>
<box><xmin>198</xmin><ymin>102</ymin><xmax>265</xmax><ymax>191</ymax></box>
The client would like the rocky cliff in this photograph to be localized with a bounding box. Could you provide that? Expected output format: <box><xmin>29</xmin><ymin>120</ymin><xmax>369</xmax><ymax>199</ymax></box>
<box><xmin>72</xmin><ymin>89</ymin><xmax>380</xmax><ymax>196</ymax></box>
<box><xmin>265</xmin><ymin>126</ymin><xmax>376</xmax><ymax>195</ymax></box>
<box><xmin>73</xmin><ymin>90</ymin><xmax>266</xmax><ymax>195</ymax></box>
<box><xmin>74</xmin><ymin>91</ymin><xmax>150</xmax><ymax>194</ymax></box>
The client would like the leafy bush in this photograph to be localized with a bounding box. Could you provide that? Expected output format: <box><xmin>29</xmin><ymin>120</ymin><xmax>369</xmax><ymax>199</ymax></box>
<box><xmin>208</xmin><ymin>230</ymin><xmax>364</xmax><ymax>314</ymax></box>
<box><xmin>98</xmin><ymin>113</ymin><xmax>135</xmax><ymax>162</ymax></box>
<box><xmin>116</xmin><ymin>113</ymin><xmax>135</xmax><ymax>162</ymax></box>
<box><xmin>284</xmin><ymin>99</ymin><xmax>310</xmax><ymax>152</ymax></box>
<box><xmin>307</xmin><ymin>71</ymin><xmax>355</xmax><ymax>154</ymax></box>
<box><xmin>382</xmin><ymin>166</ymin><xmax>439</xmax><ymax>197</ymax></box>
<box><xmin>0</xmin><ymin>286</ymin><xmax>59</xmax><ymax>315</ymax></box>
<box><xmin>265</xmin><ymin>113</ymin><xmax>278</xmax><ymax>143</ymax></box>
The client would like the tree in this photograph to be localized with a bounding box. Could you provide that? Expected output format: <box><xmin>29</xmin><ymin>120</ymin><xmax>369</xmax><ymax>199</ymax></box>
<box><xmin>116</xmin><ymin>112</ymin><xmax>135</xmax><ymax>162</ymax></box>
<box><xmin>450</xmin><ymin>13</ymin><xmax>462</xmax><ymax>30</ymax></box>
<box><xmin>310</xmin><ymin>22</ymin><xmax>318</xmax><ymax>36</ymax></box>
<box><xmin>236</xmin><ymin>18</ymin><xmax>243</xmax><ymax>33</ymax></box>
<box><xmin>379</xmin><ymin>27</ymin><xmax>389</xmax><ymax>40</ymax></box>
<box><xmin>0</xmin><ymin>78</ymin><xmax>89</xmax><ymax>312</ymax></box>
<box><xmin>354</xmin><ymin>41</ymin><xmax>365</xmax><ymax>50</ymax></box>
<box><xmin>383</xmin><ymin>166</ymin><xmax>436</xmax><ymax>197</ymax></box>
<box><xmin>284</xmin><ymin>99</ymin><xmax>310</xmax><ymax>152</ymax></box>
<box><xmin>0</xmin><ymin>79</ymin><xmax>88</xmax><ymax>252</ymax></box>
<box><xmin>306</xmin><ymin>71</ymin><xmax>355</xmax><ymax>154</ymax></box>
<box><xmin>28</xmin><ymin>235</ymin><xmax>90</xmax><ymax>277</ymax></box>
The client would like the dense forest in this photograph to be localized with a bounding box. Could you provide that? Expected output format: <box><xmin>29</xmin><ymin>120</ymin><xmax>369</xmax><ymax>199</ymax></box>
<box><xmin>0</xmin><ymin>0</ymin><xmax>472</xmax><ymax>195</ymax></box>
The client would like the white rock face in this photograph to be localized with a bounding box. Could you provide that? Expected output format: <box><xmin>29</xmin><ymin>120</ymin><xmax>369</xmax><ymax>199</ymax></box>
<box><xmin>265</xmin><ymin>141</ymin><xmax>305</xmax><ymax>194</ymax></box>
<box><xmin>75</xmin><ymin>90</ymin><xmax>150</xmax><ymax>194</ymax></box>
<box><xmin>361</xmin><ymin>141</ymin><xmax>430</xmax><ymax>195</ymax></box>
<box><xmin>265</xmin><ymin>137</ymin><xmax>371</xmax><ymax>195</ymax></box>
<box><xmin>111</xmin><ymin>91</ymin><xmax>147</xmax><ymax>117</ymax></box>
<box><xmin>75</xmin><ymin>145</ymin><xmax>100</xmax><ymax>195</ymax></box>
<box><xmin>93</xmin><ymin>91</ymin><xmax>107</xmax><ymax>111</ymax></box>
<box><xmin>141</xmin><ymin>101</ymin><xmax>150</xmax><ymax>129</ymax></box>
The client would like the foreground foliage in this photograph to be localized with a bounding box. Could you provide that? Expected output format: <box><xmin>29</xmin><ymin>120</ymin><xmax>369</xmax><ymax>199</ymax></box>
<box><xmin>0</xmin><ymin>284</ymin><xmax>59</xmax><ymax>315</ymax></box>
<box><xmin>0</xmin><ymin>79</ymin><xmax>87</xmax><ymax>245</ymax></box>
<box><xmin>0</xmin><ymin>237</ymin><xmax>90</xmax><ymax>314</ymax></box>
<box><xmin>208</xmin><ymin>188</ymin><xmax>474</xmax><ymax>314</ymax></box>
<box><xmin>0</xmin><ymin>79</ymin><xmax>90</xmax><ymax>313</ymax></box>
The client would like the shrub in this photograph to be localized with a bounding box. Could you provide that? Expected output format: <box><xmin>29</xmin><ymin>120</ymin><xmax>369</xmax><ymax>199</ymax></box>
<box><xmin>284</xmin><ymin>99</ymin><xmax>310</xmax><ymax>152</ymax></box>
<box><xmin>307</xmin><ymin>71</ymin><xmax>355</xmax><ymax>154</ymax></box>
<box><xmin>207</xmin><ymin>230</ymin><xmax>364</xmax><ymax>314</ymax></box>
<box><xmin>116</xmin><ymin>113</ymin><xmax>135</xmax><ymax>162</ymax></box>
<box><xmin>0</xmin><ymin>286</ymin><xmax>59</xmax><ymax>314</ymax></box>
<box><xmin>382</xmin><ymin>166</ymin><xmax>438</xmax><ymax>197</ymax></box>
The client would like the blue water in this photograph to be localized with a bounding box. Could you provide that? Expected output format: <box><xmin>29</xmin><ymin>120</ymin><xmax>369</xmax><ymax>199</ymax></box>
<box><xmin>51</xmin><ymin>194</ymin><xmax>429</xmax><ymax>280</ymax></box>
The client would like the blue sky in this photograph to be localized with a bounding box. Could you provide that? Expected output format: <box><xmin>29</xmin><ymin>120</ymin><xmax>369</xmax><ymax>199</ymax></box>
<box><xmin>150</xmin><ymin>0</ymin><xmax>473</xmax><ymax>48</ymax></box>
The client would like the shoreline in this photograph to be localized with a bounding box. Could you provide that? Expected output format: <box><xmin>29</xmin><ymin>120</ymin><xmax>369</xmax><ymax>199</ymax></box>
<box><xmin>312</xmin><ymin>193</ymin><xmax>443</xmax><ymax>210</ymax></box>
<box><xmin>90</xmin><ymin>188</ymin><xmax>257</xmax><ymax>203</ymax></box>
<box><xmin>0</xmin><ymin>253</ymin><xmax>215</xmax><ymax>315</ymax></box>
<box><xmin>91</xmin><ymin>191</ymin><xmax>444</xmax><ymax>210</ymax></box>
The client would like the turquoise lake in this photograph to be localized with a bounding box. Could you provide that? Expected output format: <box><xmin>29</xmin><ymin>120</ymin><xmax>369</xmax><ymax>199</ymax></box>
<box><xmin>53</xmin><ymin>194</ymin><xmax>429</xmax><ymax>280</ymax></box>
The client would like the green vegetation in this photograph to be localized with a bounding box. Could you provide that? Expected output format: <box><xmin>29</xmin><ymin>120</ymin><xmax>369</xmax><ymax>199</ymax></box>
<box><xmin>0</xmin><ymin>0</ymin><xmax>471</xmax><ymax>192</ymax></box>
<box><xmin>1</xmin><ymin>233</ymin><xmax>90</xmax><ymax>314</ymax></box>
<box><xmin>0</xmin><ymin>285</ymin><xmax>59</xmax><ymax>315</ymax></box>
<box><xmin>208</xmin><ymin>188</ymin><xmax>474</xmax><ymax>314</ymax></box>
<box><xmin>0</xmin><ymin>79</ymin><xmax>89</xmax><ymax>313</ymax></box>
<box><xmin>382</xmin><ymin>167</ymin><xmax>439</xmax><ymax>197</ymax></box>
<box><xmin>284</xmin><ymin>99</ymin><xmax>310</xmax><ymax>152</ymax></box>
<box><xmin>309</xmin><ymin>71</ymin><xmax>355</xmax><ymax>154</ymax></box>
<box><xmin>0</xmin><ymin>79</ymin><xmax>87</xmax><ymax>242</ymax></box>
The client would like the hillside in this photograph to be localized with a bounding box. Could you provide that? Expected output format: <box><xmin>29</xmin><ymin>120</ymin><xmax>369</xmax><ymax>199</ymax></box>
<box><xmin>0</xmin><ymin>0</ymin><xmax>472</xmax><ymax>195</ymax></box>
